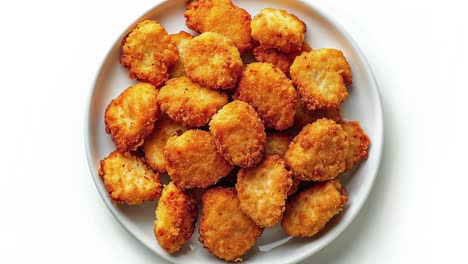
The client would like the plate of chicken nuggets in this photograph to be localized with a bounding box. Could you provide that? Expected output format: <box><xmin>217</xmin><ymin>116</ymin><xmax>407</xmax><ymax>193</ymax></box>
<box><xmin>85</xmin><ymin>0</ymin><xmax>383</xmax><ymax>263</ymax></box>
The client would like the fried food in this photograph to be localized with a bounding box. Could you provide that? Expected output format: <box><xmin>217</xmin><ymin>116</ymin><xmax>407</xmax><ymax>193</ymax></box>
<box><xmin>154</xmin><ymin>182</ymin><xmax>198</xmax><ymax>253</ymax></box>
<box><xmin>121</xmin><ymin>20</ymin><xmax>179</xmax><ymax>87</ymax></box>
<box><xmin>341</xmin><ymin>121</ymin><xmax>371</xmax><ymax>170</ymax></box>
<box><xmin>169</xmin><ymin>31</ymin><xmax>194</xmax><ymax>78</ymax></box>
<box><xmin>285</xmin><ymin>118</ymin><xmax>349</xmax><ymax>181</ymax></box>
<box><xmin>142</xmin><ymin>115</ymin><xmax>188</xmax><ymax>173</ymax></box>
<box><xmin>99</xmin><ymin>151</ymin><xmax>162</xmax><ymax>205</ymax></box>
<box><xmin>251</xmin><ymin>8</ymin><xmax>306</xmax><ymax>53</ymax></box>
<box><xmin>105</xmin><ymin>82</ymin><xmax>160</xmax><ymax>152</ymax></box>
<box><xmin>209</xmin><ymin>101</ymin><xmax>266</xmax><ymax>167</ymax></box>
<box><xmin>281</xmin><ymin>179</ymin><xmax>348</xmax><ymax>237</ymax></box>
<box><xmin>253</xmin><ymin>42</ymin><xmax>312</xmax><ymax>76</ymax></box>
<box><xmin>233</xmin><ymin>62</ymin><xmax>297</xmax><ymax>130</ymax></box>
<box><xmin>265</xmin><ymin>132</ymin><xmax>293</xmax><ymax>157</ymax></box>
<box><xmin>164</xmin><ymin>130</ymin><xmax>233</xmax><ymax>189</ymax></box>
<box><xmin>185</xmin><ymin>0</ymin><xmax>252</xmax><ymax>53</ymax></box>
<box><xmin>157</xmin><ymin>77</ymin><xmax>228</xmax><ymax>127</ymax></box>
<box><xmin>290</xmin><ymin>48</ymin><xmax>352</xmax><ymax>110</ymax></box>
<box><xmin>182</xmin><ymin>32</ymin><xmax>243</xmax><ymax>89</ymax></box>
<box><xmin>236</xmin><ymin>155</ymin><xmax>293</xmax><ymax>227</ymax></box>
<box><xmin>199</xmin><ymin>188</ymin><xmax>263</xmax><ymax>261</ymax></box>
<box><xmin>288</xmin><ymin>178</ymin><xmax>301</xmax><ymax>196</ymax></box>
<box><xmin>294</xmin><ymin>99</ymin><xmax>342</xmax><ymax>128</ymax></box>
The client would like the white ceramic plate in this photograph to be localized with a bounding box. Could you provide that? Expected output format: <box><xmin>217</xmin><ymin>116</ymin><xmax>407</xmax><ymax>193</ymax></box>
<box><xmin>85</xmin><ymin>0</ymin><xmax>383</xmax><ymax>263</ymax></box>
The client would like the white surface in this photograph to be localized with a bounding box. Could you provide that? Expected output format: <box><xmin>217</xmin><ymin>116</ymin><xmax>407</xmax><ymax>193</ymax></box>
<box><xmin>0</xmin><ymin>0</ymin><xmax>467</xmax><ymax>263</ymax></box>
<box><xmin>85</xmin><ymin>1</ymin><xmax>383</xmax><ymax>263</ymax></box>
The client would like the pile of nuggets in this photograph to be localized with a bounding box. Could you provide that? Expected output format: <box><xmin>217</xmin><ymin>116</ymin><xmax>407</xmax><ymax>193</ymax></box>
<box><xmin>98</xmin><ymin>0</ymin><xmax>370</xmax><ymax>262</ymax></box>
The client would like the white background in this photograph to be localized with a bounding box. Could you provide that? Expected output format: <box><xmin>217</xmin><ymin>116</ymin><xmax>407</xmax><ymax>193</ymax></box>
<box><xmin>0</xmin><ymin>0</ymin><xmax>466</xmax><ymax>263</ymax></box>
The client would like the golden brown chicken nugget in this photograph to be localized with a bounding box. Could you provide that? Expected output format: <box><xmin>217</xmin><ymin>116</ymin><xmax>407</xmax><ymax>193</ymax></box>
<box><xmin>142</xmin><ymin>115</ymin><xmax>188</xmax><ymax>173</ymax></box>
<box><xmin>121</xmin><ymin>20</ymin><xmax>179</xmax><ymax>87</ymax></box>
<box><xmin>281</xmin><ymin>179</ymin><xmax>348</xmax><ymax>237</ymax></box>
<box><xmin>265</xmin><ymin>132</ymin><xmax>293</xmax><ymax>157</ymax></box>
<box><xmin>209</xmin><ymin>101</ymin><xmax>266</xmax><ymax>167</ymax></box>
<box><xmin>285</xmin><ymin>118</ymin><xmax>349</xmax><ymax>181</ymax></box>
<box><xmin>253</xmin><ymin>42</ymin><xmax>312</xmax><ymax>76</ymax></box>
<box><xmin>169</xmin><ymin>31</ymin><xmax>194</xmax><ymax>78</ymax></box>
<box><xmin>199</xmin><ymin>188</ymin><xmax>263</xmax><ymax>261</ymax></box>
<box><xmin>157</xmin><ymin>77</ymin><xmax>228</xmax><ymax>127</ymax></box>
<box><xmin>251</xmin><ymin>8</ymin><xmax>306</xmax><ymax>53</ymax></box>
<box><xmin>164</xmin><ymin>130</ymin><xmax>233</xmax><ymax>189</ymax></box>
<box><xmin>294</xmin><ymin>99</ymin><xmax>342</xmax><ymax>129</ymax></box>
<box><xmin>105</xmin><ymin>83</ymin><xmax>160</xmax><ymax>152</ymax></box>
<box><xmin>340</xmin><ymin>121</ymin><xmax>371</xmax><ymax>170</ymax></box>
<box><xmin>182</xmin><ymin>32</ymin><xmax>243</xmax><ymax>89</ymax></box>
<box><xmin>185</xmin><ymin>0</ymin><xmax>252</xmax><ymax>53</ymax></box>
<box><xmin>236</xmin><ymin>155</ymin><xmax>293</xmax><ymax>227</ymax></box>
<box><xmin>290</xmin><ymin>48</ymin><xmax>352</xmax><ymax>110</ymax></box>
<box><xmin>234</xmin><ymin>62</ymin><xmax>297</xmax><ymax>130</ymax></box>
<box><xmin>154</xmin><ymin>182</ymin><xmax>198</xmax><ymax>253</ymax></box>
<box><xmin>99</xmin><ymin>151</ymin><xmax>162</xmax><ymax>205</ymax></box>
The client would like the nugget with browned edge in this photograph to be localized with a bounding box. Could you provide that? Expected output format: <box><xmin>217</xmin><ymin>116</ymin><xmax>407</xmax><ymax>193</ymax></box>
<box><xmin>199</xmin><ymin>188</ymin><xmax>263</xmax><ymax>261</ymax></box>
<box><xmin>281</xmin><ymin>179</ymin><xmax>348</xmax><ymax>237</ymax></box>
<box><xmin>99</xmin><ymin>151</ymin><xmax>162</xmax><ymax>205</ymax></box>
<box><xmin>169</xmin><ymin>31</ymin><xmax>194</xmax><ymax>78</ymax></box>
<box><xmin>294</xmin><ymin>99</ymin><xmax>342</xmax><ymax>129</ymax></box>
<box><xmin>341</xmin><ymin>121</ymin><xmax>371</xmax><ymax>170</ymax></box>
<box><xmin>105</xmin><ymin>82</ymin><xmax>160</xmax><ymax>152</ymax></box>
<box><xmin>265</xmin><ymin>132</ymin><xmax>293</xmax><ymax>157</ymax></box>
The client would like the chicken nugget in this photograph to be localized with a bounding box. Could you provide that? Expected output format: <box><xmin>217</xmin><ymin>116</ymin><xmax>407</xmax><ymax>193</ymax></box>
<box><xmin>199</xmin><ymin>188</ymin><xmax>263</xmax><ymax>261</ymax></box>
<box><xmin>154</xmin><ymin>182</ymin><xmax>198</xmax><ymax>253</ymax></box>
<box><xmin>121</xmin><ymin>20</ymin><xmax>179</xmax><ymax>87</ymax></box>
<box><xmin>233</xmin><ymin>62</ymin><xmax>297</xmax><ymax>130</ymax></box>
<box><xmin>169</xmin><ymin>31</ymin><xmax>194</xmax><ymax>78</ymax></box>
<box><xmin>285</xmin><ymin>118</ymin><xmax>349</xmax><ymax>181</ymax></box>
<box><xmin>142</xmin><ymin>115</ymin><xmax>188</xmax><ymax>173</ymax></box>
<box><xmin>281</xmin><ymin>179</ymin><xmax>348</xmax><ymax>237</ymax></box>
<box><xmin>294</xmin><ymin>99</ymin><xmax>342</xmax><ymax>129</ymax></box>
<box><xmin>164</xmin><ymin>130</ymin><xmax>233</xmax><ymax>189</ymax></box>
<box><xmin>290</xmin><ymin>48</ymin><xmax>352</xmax><ymax>110</ymax></box>
<box><xmin>99</xmin><ymin>151</ymin><xmax>162</xmax><ymax>205</ymax></box>
<box><xmin>182</xmin><ymin>32</ymin><xmax>243</xmax><ymax>89</ymax></box>
<box><xmin>340</xmin><ymin>121</ymin><xmax>371</xmax><ymax>170</ymax></box>
<box><xmin>236</xmin><ymin>155</ymin><xmax>293</xmax><ymax>227</ymax></box>
<box><xmin>251</xmin><ymin>8</ymin><xmax>306</xmax><ymax>53</ymax></box>
<box><xmin>105</xmin><ymin>83</ymin><xmax>160</xmax><ymax>152</ymax></box>
<box><xmin>185</xmin><ymin>0</ymin><xmax>252</xmax><ymax>53</ymax></box>
<box><xmin>209</xmin><ymin>101</ymin><xmax>266</xmax><ymax>167</ymax></box>
<box><xmin>157</xmin><ymin>77</ymin><xmax>228</xmax><ymax>127</ymax></box>
<box><xmin>265</xmin><ymin>132</ymin><xmax>293</xmax><ymax>157</ymax></box>
<box><xmin>253</xmin><ymin>42</ymin><xmax>312</xmax><ymax>76</ymax></box>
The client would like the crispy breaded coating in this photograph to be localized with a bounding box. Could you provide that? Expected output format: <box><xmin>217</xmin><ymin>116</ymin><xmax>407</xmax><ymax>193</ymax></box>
<box><xmin>182</xmin><ymin>32</ymin><xmax>243</xmax><ymax>89</ymax></box>
<box><xmin>105</xmin><ymin>83</ymin><xmax>160</xmax><ymax>152</ymax></box>
<box><xmin>265</xmin><ymin>132</ymin><xmax>293</xmax><ymax>157</ymax></box>
<box><xmin>341</xmin><ymin>121</ymin><xmax>371</xmax><ymax>170</ymax></box>
<box><xmin>294</xmin><ymin>99</ymin><xmax>342</xmax><ymax>129</ymax></box>
<box><xmin>233</xmin><ymin>62</ymin><xmax>297</xmax><ymax>130</ymax></box>
<box><xmin>154</xmin><ymin>182</ymin><xmax>198</xmax><ymax>253</ymax></box>
<box><xmin>99</xmin><ymin>151</ymin><xmax>162</xmax><ymax>205</ymax></box>
<box><xmin>199</xmin><ymin>188</ymin><xmax>263</xmax><ymax>261</ymax></box>
<box><xmin>121</xmin><ymin>20</ymin><xmax>179</xmax><ymax>87</ymax></box>
<box><xmin>236</xmin><ymin>155</ymin><xmax>293</xmax><ymax>227</ymax></box>
<box><xmin>290</xmin><ymin>48</ymin><xmax>352</xmax><ymax>110</ymax></box>
<box><xmin>142</xmin><ymin>115</ymin><xmax>188</xmax><ymax>173</ymax></box>
<box><xmin>169</xmin><ymin>31</ymin><xmax>194</xmax><ymax>78</ymax></box>
<box><xmin>209</xmin><ymin>101</ymin><xmax>266</xmax><ymax>167</ymax></box>
<box><xmin>157</xmin><ymin>77</ymin><xmax>228</xmax><ymax>127</ymax></box>
<box><xmin>251</xmin><ymin>8</ymin><xmax>306</xmax><ymax>53</ymax></box>
<box><xmin>253</xmin><ymin>42</ymin><xmax>312</xmax><ymax>76</ymax></box>
<box><xmin>285</xmin><ymin>118</ymin><xmax>349</xmax><ymax>181</ymax></box>
<box><xmin>281</xmin><ymin>179</ymin><xmax>348</xmax><ymax>237</ymax></box>
<box><xmin>185</xmin><ymin>0</ymin><xmax>252</xmax><ymax>53</ymax></box>
<box><xmin>288</xmin><ymin>178</ymin><xmax>301</xmax><ymax>196</ymax></box>
<box><xmin>164</xmin><ymin>130</ymin><xmax>233</xmax><ymax>189</ymax></box>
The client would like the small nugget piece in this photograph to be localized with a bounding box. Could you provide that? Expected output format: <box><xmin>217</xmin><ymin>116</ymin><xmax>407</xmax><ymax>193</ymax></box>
<box><xmin>105</xmin><ymin>83</ymin><xmax>160</xmax><ymax>152</ymax></box>
<box><xmin>236</xmin><ymin>155</ymin><xmax>293</xmax><ymax>227</ymax></box>
<box><xmin>209</xmin><ymin>101</ymin><xmax>266</xmax><ymax>167</ymax></box>
<box><xmin>185</xmin><ymin>0</ymin><xmax>252</xmax><ymax>53</ymax></box>
<box><xmin>157</xmin><ymin>77</ymin><xmax>228</xmax><ymax>127</ymax></box>
<box><xmin>251</xmin><ymin>8</ymin><xmax>306</xmax><ymax>53</ymax></box>
<box><xmin>294</xmin><ymin>99</ymin><xmax>342</xmax><ymax>129</ymax></box>
<box><xmin>99</xmin><ymin>151</ymin><xmax>162</xmax><ymax>205</ymax></box>
<box><xmin>281</xmin><ymin>179</ymin><xmax>348</xmax><ymax>237</ymax></box>
<box><xmin>291</xmin><ymin>48</ymin><xmax>352</xmax><ymax>110</ymax></box>
<box><xmin>341</xmin><ymin>121</ymin><xmax>371</xmax><ymax>170</ymax></box>
<box><xmin>183</xmin><ymin>32</ymin><xmax>243</xmax><ymax>89</ymax></box>
<box><xmin>121</xmin><ymin>20</ymin><xmax>179</xmax><ymax>87</ymax></box>
<box><xmin>288</xmin><ymin>178</ymin><xmax>301</xmax><ymax>196</ymax></box>
<box><xmin>234</xmin><ymin>62</ymin><xmax>297</xmax><ymax>130</ymax></box>
<box><xmin>253</xmin><ymin>42</ymin><xmax>312</xmax><ymax>76</ymax></box>
<box><xmin>142</xmin><ymin>115</ymin><xmax>188</xmax><ymax>173</ymax></box>
<box><xmin>199</xmin><ymin>188</ymin><xmax>263</xmax><ymax>261</ymax></box>
<box><xmin>164</xmin><ymin>130</ymin><xmax>233</xmax><ymax>189</ymax></box>
<box><xmin>265</xmin><ymin>132</ymin><xmax>293</xmax><ymax>157</ymax></box>
<box><xmin>169</xmin><ymin>31</ymin><xmax>194</xmax><ymax>78</ymax></box>
<box><xmin>154</xmin><ymin>182</ymin><xmax>198</xmax><ymax>253</ymax></box>
<box><xmin>285</xmin><ymin>119</ymin><xmax>349</xmax><ymax>181</ymax></box>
